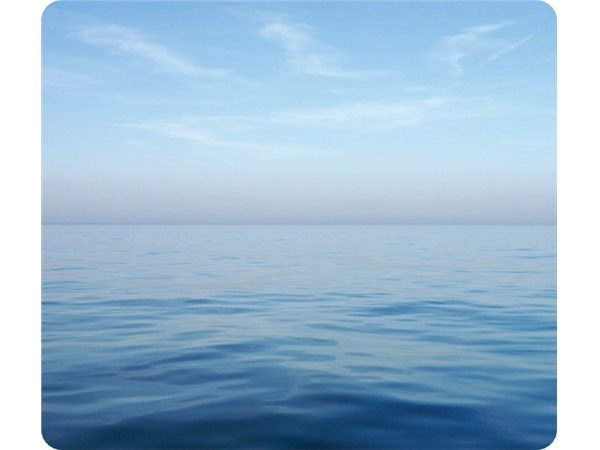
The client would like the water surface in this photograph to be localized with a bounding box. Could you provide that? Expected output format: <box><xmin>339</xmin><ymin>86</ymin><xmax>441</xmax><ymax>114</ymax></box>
<box><xmin>42</xmin><ymin>225</ymin><xmax>556</xmax><ymax>449</ymax></box>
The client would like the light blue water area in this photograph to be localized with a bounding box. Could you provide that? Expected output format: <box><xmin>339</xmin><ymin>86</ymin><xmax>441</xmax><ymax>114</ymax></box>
<box><xmin>42</xmin><ymin>225</ymin><xmax>556</xmax><ymax>449</ymax></box>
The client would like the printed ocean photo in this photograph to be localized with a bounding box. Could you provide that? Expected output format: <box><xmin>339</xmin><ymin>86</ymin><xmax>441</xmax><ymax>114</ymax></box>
<box><xmin>42</xmin><ymin>2</ymin><xmax>556</xmax><ymax>449</ymax></box>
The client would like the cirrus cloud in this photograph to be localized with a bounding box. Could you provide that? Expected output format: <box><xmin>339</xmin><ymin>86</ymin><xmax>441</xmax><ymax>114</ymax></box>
<box><xmin>431</xmin><ymin>21</ymin><xmax>534</xmax><ymax>76</ymax></box>
<box><xmin>75</xmin><ymin>23</ymin><xmax>229</xmax><ymax>78</ymax></box>
<box><xmin>269</xmin><ymin>98</ymin><xmax>455</xmax><ymax>131</ymax></box>
<box><xmin>260</xmin><ymin>18</ymin><xmax>384</xmax><ymax>79</ymax></box>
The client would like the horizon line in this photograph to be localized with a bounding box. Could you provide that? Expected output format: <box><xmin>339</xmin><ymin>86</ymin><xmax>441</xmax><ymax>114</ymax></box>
<box><xmin>41</xmin><ymin>222</ymin><xmax>557</xmax><ymax>226</ymax></box>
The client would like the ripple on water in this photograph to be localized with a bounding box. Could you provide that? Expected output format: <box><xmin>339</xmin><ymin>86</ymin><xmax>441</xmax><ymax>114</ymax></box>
<box><xmin>42</xmin><ymin>225</ymin><xmax>556</xmax><ymax>449</ymax></box>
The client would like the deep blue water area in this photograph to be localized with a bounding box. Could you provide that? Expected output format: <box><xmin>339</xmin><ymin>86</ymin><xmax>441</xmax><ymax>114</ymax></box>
<box><xmin>42</xmin><ymin>225</ymin><xmax>556</xmax><ymax>449</ymax></box>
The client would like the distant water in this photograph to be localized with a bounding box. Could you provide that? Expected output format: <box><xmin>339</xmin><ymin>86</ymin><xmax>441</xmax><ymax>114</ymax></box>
<box><xmin>42</xmin><ymin>225</ymin><xmax>556</xmax><ymax>449</ymax></box>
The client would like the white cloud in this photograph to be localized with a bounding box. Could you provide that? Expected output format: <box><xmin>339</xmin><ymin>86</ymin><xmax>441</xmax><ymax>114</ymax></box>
<box><xmin>269</xmin><ymin>98</ymin><xmax>453</xmax><ymax>131</ymax></box>
<box><xmin>126</xmin><ymin>95</ymin><xmax>499</xmax><ymax>147</ymax></box>
<box><xmin>259</xmin><ymin>19</ymin><xmax>380</xmax><ymax>78</ymax></box>
<box><xmin>124</xmin><ymin>95</ymin><xmax>502</xmax><ymax>157</ymax></box>
<box><xmin>125</xmin><ymin>118</ymin><xmax>305</xmax><ymax>158</ymax></box>
<box><xmin>127</xmin><ymin>120</ymin><xmax>224</xmax><ymax>145</ymax></box>
<box><xmin>75</xmin><ymin>24</ymin><xmax>228</xmax><ymax>78</ymax></box>
<box><xmin>432</xmin><ymin>21</ymin><xmax>532</xmax><ymax>75</ymax></box>
<box><xmin>486</xmin><ymin>34</ymin><xmax>534</xmax><ymax>63</ymax></box>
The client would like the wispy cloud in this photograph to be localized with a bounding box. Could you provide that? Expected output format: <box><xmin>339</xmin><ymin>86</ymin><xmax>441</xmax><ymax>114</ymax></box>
<box><xmin>75</xmin><ymin>24</ymin><xmax>228</xmax><ymax>78</ymax></box>
<box><xmin>259</xmin><ymin>18</ymin><xmax>380</xmax><ymax>78</ymax></box>
<box><xmin>127</xmin><ymin>120</ymin><xmax>227</xmax><ymax>146</ymax></box>
<box><xmin>124</xmin><ymin>95</ymin><xmax>502</xmax><ymax>157</ymax></box>
<box><xmin>431</xmin><ymin>21</ymin><xmax>533</xmax><ymax>75</ymax></box>
<box><xmin>486</xmin><ymin>34</ymin><xmax>534</xmax><ymax>63</ymax></box>
<box><xmin>125</xmin><ymin>118</ymin><xmax>305</xmax><ymax>158</ymax></box>
<box><xmin>269</xmin><ymin>98</ymin><xmax>454</xmax><ymax>131</ymax></box>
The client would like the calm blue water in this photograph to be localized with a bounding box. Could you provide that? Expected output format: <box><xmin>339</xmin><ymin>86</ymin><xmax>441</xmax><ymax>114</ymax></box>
<box><xmin>42</xmin><ymin>225</ymin><xmax>556</xmax><ymax>449</ymax></box>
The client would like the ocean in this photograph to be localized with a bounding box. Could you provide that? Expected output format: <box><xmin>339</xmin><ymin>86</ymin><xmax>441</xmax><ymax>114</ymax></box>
<box><xmin>41</xmin><ymin>225</ymin><xmax>556</xmax><ymax>449</ymax></box>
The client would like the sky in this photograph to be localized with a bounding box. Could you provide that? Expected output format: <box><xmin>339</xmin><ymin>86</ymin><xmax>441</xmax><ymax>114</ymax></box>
<box><xmin>41</xmin><ymin>1</ymin><xmax>557</xmax><ymax>224</ymax></box>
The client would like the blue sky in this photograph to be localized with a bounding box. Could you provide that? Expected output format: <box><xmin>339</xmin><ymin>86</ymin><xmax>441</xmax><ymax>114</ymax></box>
<box><xmin>41</xmin><ymin>1</ymin><xmax>556</xmax><ymax>224</ymax></box>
